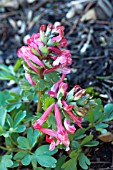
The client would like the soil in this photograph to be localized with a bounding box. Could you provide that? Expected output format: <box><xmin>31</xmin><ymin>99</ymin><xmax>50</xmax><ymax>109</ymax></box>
<box><xmin>0</xmin><ymin>0</ymin><xmax>113</xmax><ymax>169</ymax></box>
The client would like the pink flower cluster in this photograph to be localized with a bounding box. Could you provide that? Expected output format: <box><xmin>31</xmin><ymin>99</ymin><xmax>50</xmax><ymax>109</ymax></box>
<box><xmin>17</xmin><ymin>24</ymin><xmax>72</xmax><ymax>85</ymax></box>
<box><xmin>33</xmin><ymin>75</ymin><xmax>89</xmax><ymax>151</ymax></box>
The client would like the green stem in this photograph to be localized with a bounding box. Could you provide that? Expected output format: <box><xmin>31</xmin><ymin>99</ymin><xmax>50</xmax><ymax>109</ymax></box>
<box><xmin>86</xmin><ymin>123</ymin><xmax>94</xmax><ymax>131</ymax></box>
<box><xmin>10</xmin><ymin>134</ymin><xmax>18</xmax><ymax>146</ymax></box>
<box><xmin>37</xmin><ymin>68</ymin><xmax>44</xmax><ymax>113</ymax></box>
<box><xmin>37</xmin><ymin>90</ymin><xmax>43</xmax><ymax>112</ymax></box>
<box><xmin>0</xmin><ymin>146</ymin><xmax>16</xmax><ymax>152</ymax></box>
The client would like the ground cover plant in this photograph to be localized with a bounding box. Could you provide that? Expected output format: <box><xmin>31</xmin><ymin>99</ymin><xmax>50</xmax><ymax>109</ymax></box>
<box><xmin>0</xmin><ymin>23</ymin><xmax>113</xmax><ymax>170</ymax></box>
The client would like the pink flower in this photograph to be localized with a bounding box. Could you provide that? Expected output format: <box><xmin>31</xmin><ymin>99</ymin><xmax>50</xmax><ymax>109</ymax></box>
<box><xmin>51</xmin><ymin>29</ymin><xmax>64</xmax><ymax>42</ymax></box>
<box><xmin>48</xmin><ymin>46</ymin><xmax>62</xmax><ymax>55</ymax></box>
<box><xmin>33</xmin><ymin>103</ymin><xmax>55</xmax><ymax>129</ymax></box>
<box><xmin>62</xmin><ymin>100</ymin><xmax>83</xmax><ymax>128</ymax></box>
<box><xmin>64</xmin><ymin>119</ymin><xmax>76</xmax><ymax>134</ymax></box>
<box><xmin>17</xmin><ymin>47</ymin><xmax>39</xmax><ymax>73</ymax></box>
<box><xmin>46</xmin><ymin>136</ymin><xmax>56</xmax><ymax>151</ymax></box>
<box><xmin>40</xmin><ymin>25</ymin><xmax>46</xmax><ymax>32</ymax></box>
<box><xmin>57</xmin><ymin>66</ymin><xmax>72</xmax><ymax>74</ymax></box>
<box><xmin>17</xmin><ymin>46</ymin><xmax>45</xmax><ymax>68</ymax></box>
<box><xmin>44</xmin><ymin>49</ymin><xmax>72</xmax><ymax>74</ymax></box>
<box><xmin>54</xmin><ymin>104</ymin><xmax>70</xmax><ymax>151</ymax></box>
<box><xmin>45</xmin><ymin>24</ymin><xmax>53</xmax><ymax>36</ymax></box>
<box><xmin>74</xmin><ymin>85</ymin><xmax>86</xmax><ymax>100</ymax></box>
<box><xmin>57</xmin><ymin>82</ymin><xmax>68</xmax><ymax>99</ymax></box>
<box><xmin>33</xmin><ymin>103</ymin><xmax>70</xmax><ymax>151</ymax></box>
<box><xmin>53</xmin><ymin>55</ymin><xmax>72</xmax><ymax>67</ymax></box>
<box><xmin>39</xmin><ymin>127</ymin><xmax>57</xmax><ymax>151</ymax></box>
<box><xmin>48</xmin><ymin>74</ymin><xmax>66</xmax><ymax>98</ymax></box>
<box><xmin>27</xmin><ymin>33</ymin><xmax>41</xmax><ymax>45</ymax></box>
<box><xmin>59</xmin><ymin>38</ymin><xmax>68</xmax><ymax>47</ymax></box>
<box><xmin>25</xmin><ymin>72</ymin><xmax>36</xmax><ymax>86</ymax></box>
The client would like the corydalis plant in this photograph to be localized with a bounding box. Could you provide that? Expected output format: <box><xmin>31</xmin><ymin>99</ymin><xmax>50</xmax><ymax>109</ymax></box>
<box><xmin>17</xmin><ymin>24</ymin><xmax>72</xmax><ymax>86</ymax></box>
<box><xmin>17</xmin><ymin>24</ymin><xmax>96</xmax><ymax>151</ymax></box>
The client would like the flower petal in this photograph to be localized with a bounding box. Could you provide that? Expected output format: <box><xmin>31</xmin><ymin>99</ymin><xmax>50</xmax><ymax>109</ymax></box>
<box><xmin>64</xmin><ymin>119</ymin><xmax>76</xmax><ymax>134</ymax></box>
<box><xmin>25</xmin><ymin>72</ymin><xmax>36</xmax><ymax>86</ymax></box>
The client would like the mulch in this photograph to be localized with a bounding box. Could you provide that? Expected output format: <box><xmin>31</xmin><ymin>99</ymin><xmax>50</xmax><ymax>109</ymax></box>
<box><xmin>0</xmin><ymin>0</ymin><xmax>113</xmax><ymax>169</ymax></box>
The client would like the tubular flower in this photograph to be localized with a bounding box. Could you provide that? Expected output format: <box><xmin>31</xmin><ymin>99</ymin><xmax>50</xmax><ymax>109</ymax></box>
<box><xmin>64</xmin><ymin>119</ymin><xmax>76</xmax><ymax>134</ymax></box>
<box><xmin>25</xmin><ymin>72</ymin><xmax>36</xmax><ymax>86</ymax></box>
<box><xmin>17</xmin><ymin>46</ymin><xmax>45</xmax><ymax>68</ymax></box>
<box><xmin>48</xmin><ymin>74</ymin><xmax>66</xmax><ymax>98</ymax></box>
<box><xmin>62</xmin><ymin>100</ymin><xmax>83</xmax><ymax>128</ymax></box>
<box><xmin>74</xmin><ymin>85</ymin><xmax>86</xmax><ymax>101</ymax></box>
<box><xmin>17</xmin><ymin>24</ymin><xmax>72</xmax><ymax>85</ymax></box>
<box><xmin>33</xmin><ymin>103</ymin><xmax>55</xmax><ymax>129</ymax></box>
<box><xmin>33</xmin><ymin>103</ymin><xmax>71</xmax><ymax>151</ymax></box>
<box><xmin>54</xmin><ymin>104</ymin><xmax>70</xmax><ymax>151</ymax></box>
<box><xmin>48</xmin><ymin>80</ymin><xmax>94</xmax><ymax>129</ymax></box>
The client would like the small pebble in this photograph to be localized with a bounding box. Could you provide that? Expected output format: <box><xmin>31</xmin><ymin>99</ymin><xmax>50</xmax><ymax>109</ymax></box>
<box><xmin>66</xmin><ymin>7</ymin><xmax>76</xmax><ymax>19</ymax></box>
<box><xmin>7</xmin><ymin>80</ymin><xmax>15</xmax><ymax>86</ymax></box>
<box><xmin>27</xmin><ymin>0</ymin><xmax>36</xmax><ymax>3</ymax></box>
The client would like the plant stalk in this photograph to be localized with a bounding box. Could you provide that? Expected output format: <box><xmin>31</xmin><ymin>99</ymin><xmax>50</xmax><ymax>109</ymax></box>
<box><xmin>37</xmin><ymin>68</ymin><xmax>44</xmax><ymax>113</ymax></box>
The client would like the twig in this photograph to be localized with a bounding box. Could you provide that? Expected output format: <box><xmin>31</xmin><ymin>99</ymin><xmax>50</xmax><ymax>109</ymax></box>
<box><xmin>82</xmin><ymin>56</ymin><xmax>105</xmax><ymax>60</ymax></box>
<box><xmin>67</xmin><ymin>18</ymin><xmax>79</xmax><ymax>36</ymax></box>
<box><xmin>80</xmin><ymin>28</ymin><xmax>93</xmax><ymax>54</ymax></box>
<box><xmin>32</xmin><ymin>0</ymin><xmax>53</xmax><ymax>11</ymax></box>
<box><xmin>0</xmin><ymin>11</ymin><xmax>20</xmax><ymax>19</ymax></box>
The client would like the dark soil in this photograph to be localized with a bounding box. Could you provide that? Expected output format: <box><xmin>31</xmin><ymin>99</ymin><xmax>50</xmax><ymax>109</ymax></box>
<box><xmin>0</xmin><ymin>0</ymin><xmax>113</xmax><ymax>169</ymax></box>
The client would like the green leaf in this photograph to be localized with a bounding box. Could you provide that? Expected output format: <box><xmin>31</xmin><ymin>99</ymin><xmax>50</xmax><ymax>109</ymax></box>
<box><xmin>36</xmin><ymin>79</ymin><xmax>45</xmax><ymax>91</ymax></box>
<box><xmin>36</xmin><ymin>155</ymin><xmax>57</xmax><ymax>168</ymax></box>
<box><xmin>55</xmin><ymin>155</ymin><xmax>66</xmax><ymax>170</ymax></box>
<box><xmin>14</xmin><ymin>151</ymin><xmax>28</xmax><ymax>160</ymax></box>
<box><xmin>79</xmin><ymin>153</ymin><xmax>90</xmax><ymax>170</ymax></box>
<box><xmin>85</xmin><ymin>109</ymin><xmax>95</xmax><ymax>123</ymax></box>
<box><xmin>74</xmin><ymin>128</ymin><xmax>86</xmax><ymax>139</ymax></box>
<box><xmin>35</xmin><ymin>168</ymin><xmax>44</xmax><ymax>170</ymax></box>
<box><xmin>0</xmin><ymin>64</ymin><xmax>11</xmax><ymax>72</ymax></box>
<box><xmin>0</xmin><ymin>108</ymin><xmax>7</xmax><ymax>127</ymax></box>
<box><xmin>0</xmin><ymin>92</ymin><xmax>5</xmax><ymax>106</ymax></box>
<box><xmin>39</xmin><ymin>45</ymin><xmax>49</xmax><ymax>56</ymax></box>
<box><xmin>10</xmin><ymin>161</ymin><xmax>19</xmax><ymax>168</ymax></box>
<box><xmin>32</xmin><ymin>48</ymin><xmax>41</xmax><ymax>57</ymax></box>
<box><xmin>6</xmin><ymin>114</ymin><xmax>13</xmax><ymax>127</ymax></box>
<box><xmin>95</xmin><ymin>123</ymin><xmax>108</xmax><ymax>132</ymax></box>
<box><xmin>47</xmin><ymin>39</ymin><xmax>59</xmax><ymax>46</ymax></box>
<box><xmin>62</xmin><ymin>157</ymin><xmax>77</xmax><ymax>170</ymax></box>
<box><xmin>45</xmin><ymin>72</ymin><xmax>59</xmax><ymax>83</ymax></box>
<box><xmin>71</xmin><ymin>141</ymin><xmax>80</xmax><ymax>150</ymax></box>
<box><xmin>80</xmin><ymin>135</ymin><xmax>93</xmax><ymax>146</ymax></box>
<box><xmin>21</xmin><ymin>154</ymin><xmax>31</xmax><ymax>166</ymax></box>
<box><xmin>17</xmin><ymin>137</ymin><xmax>30</xmax><ymax>150</ymax></box>
<box><xmin>0</xmin><ymin>154</ymin><xmax>13</xmax><ymax>170</ymax></box>
<box><xmin>66</xmin><ymin>88</ymin><xmax>74</xmax><ymax>102</ymax></box>
<box><xmin>103</xmin><ymin>103</ymin><xmax>113</xmax><ymax>121</ymax></box>
<box><xmin>34</xmin><ymin>145</ymin><xmax>57</xmax><ymax>168</ymax></box>
<box><xmin>13</xmin><ymin>58</ymin><xmax>22</xmax><ymax>72</ymax></box>
<box><xmin>13</xmin><ymin>110</ymin><xmax>26</xmax><ymax>128</ymax></box>
<box><xmin>35</xmin><ymin>145</ymin><xmax>57</xmax><ymax>156</ymax></box>
<box><xmin>14</xmin><ymin>125</ymin><xmax>26</xmax><ymax>133</ymax></box>
<box><xmin>27</xmin><ymin>127</ymin><xmax>40</xmax><ymax>148</ymax></box>
<box><xmin>41</xmin><ymin>95</ymin><xmax>55</xmax><ymax>111</ymax></box>
<box><xmin>0</xmin><ymin>71</ymin><xmax>16</xmax><ymax>81</ymax></box>
<box><xmin>84</xmin><ymin>140</ymin><xmax>99</xmax><ymax>147</ymax></box>
<box><xmin>86</xmin><ymin>98</ymin><xmax>103</xmax><ymax>123</ymax></box>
